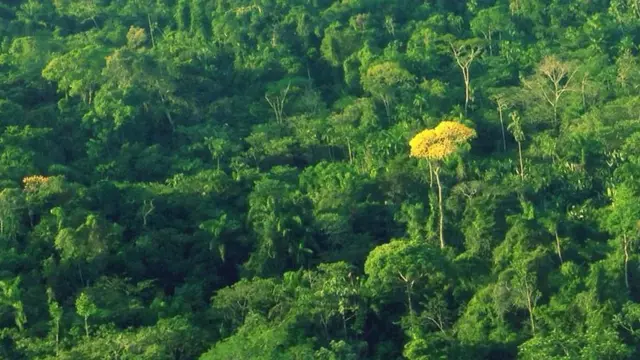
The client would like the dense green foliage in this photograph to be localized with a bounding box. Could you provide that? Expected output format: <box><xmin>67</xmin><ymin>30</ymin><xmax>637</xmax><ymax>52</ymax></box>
<box><xmin>1</xmin><ymin>0</ymin><xmax>640</xmax><ymax>358</ymax></box>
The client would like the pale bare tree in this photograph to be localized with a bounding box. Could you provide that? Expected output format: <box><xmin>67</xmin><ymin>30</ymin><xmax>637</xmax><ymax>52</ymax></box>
<box><xmin>450</xmin><ymin>40</ymin><xmax>483</xmax><ymax>115</ymax></box>
<box><xmin>384</xmin><ymin>15</ymin><xmax>396</xmax><ymax>37</ymax></box>
<box><xmin>141</xmin><ymin>199</ymin><xmax>154</xmax><ymax>228</ymax></box>
<box><xmin>508</xmin><ymin>112</ymin><xmax>526</xmax><ymax>181</ymax></box>
<box><xmin>265</xmin><ymin>82</ymin><xmax>291</xmax><ymax>124</ymax></box>
<box><xmin>491</xmin><ymin>93</ymin><xmax>512</xmax><ymax>152</ymax></box>
<box><xmin>515</xmin><ymin>270</ymin><xmax>540</xmax><ymax>335</ymax></box>
<box><xmin>523</xmin><ymin>56</ymin><xmax>578</xmax><ymax>126</ymax></box>
<box><xmin>616</xmin><ymin>50</ymin><xmax>640</xmax><ymax>93</ymax></box>
<box><xmin>500</xmin><ymin>264</ymin><xmax>541</xmax><ymax>335</ymax></box>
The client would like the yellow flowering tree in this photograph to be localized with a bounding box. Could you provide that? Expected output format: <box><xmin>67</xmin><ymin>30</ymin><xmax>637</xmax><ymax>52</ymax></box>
<box><xmin>409</xmin><ymin>121</ymin><xmax>476</xmax><ymax>248</ymax></box>
<box><xmin>22</xmin><ymin>175</ymin><xmax>50</xmax><ymax>192</ymax></box>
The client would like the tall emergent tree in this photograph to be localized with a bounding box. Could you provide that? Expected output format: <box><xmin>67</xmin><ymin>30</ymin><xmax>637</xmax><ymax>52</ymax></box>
<box><xmin>604</xmin><ymin>184</ymin><xmax>640</xmax><ymax>290</ymax></box>
<box><xmin>409</xmin><ymin>121</ymin><xmax>476</xmax><ymax>248</ymax></box>
<box><xmin>361</xmin><ymin>62</ymin><xmax>414</xmax><ymax>119</ymax></box>
<box><xmin>522</xmin><ymin>56</ymin><xmax>577</xmax><ymax>126</ymax></box>
<box><xmin>508</xmin><ymin>111</ymin><xmax>526</xmax><ymax>180</ymax></box>
<box><xmin>449</xmin><ymin>39</ymin><xmax>483</xmax><ymax>115</ymax></box>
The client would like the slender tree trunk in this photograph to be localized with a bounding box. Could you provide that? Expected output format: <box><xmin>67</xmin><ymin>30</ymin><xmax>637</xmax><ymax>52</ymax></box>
<box><xmin>488</xmin><ymin>32</ymin><xmax>493</xmax><ymax>56</ymax></box>
<box><xmin>78</xmin><ymin>265</ymin><xmax>84</xmax><ymax>287</ymax></box>
<box><xmin>463</xmin><ymin>70</ymin><xmax>470</xmax><ymax>116</ymax></box>
<box><xmin>624</xmin><ymin>234</ymin><xmax>630</xmax><ymax>290</ymax></box>
<box><xmin>164</xmin><ymin>110</ymin><xmax>175</xmax><ymax>131</ymax></box>
<box><xmin>434</xmin><ymin>167</ymin><xmax>445</xmax><ymax>249</ymax></box>
<box><xmin>406</xmin><ymin>281</ymin><xmax>414</xmax><ymax>315</ymax></box>
<box><xmin>147</xmin><ymin>14</ymin><xmax>156</xmax><ymax>48</ymax></box>
<box><xmin>55</xmin><ymin>320</ymin><xmax>60</xmax><ymax>355</ymax></box>
<box><xmin>382</xmin><ymin>97</ymin><xmax>391</xmax><ymax>119</ymax></box>
<box><xmin>320</xmin><ymin>316</ymin><xmax>329</xmax><ymax>339</ymax></box>
<box><xmin>527</xmin><ymin>293</ymin><xmax>536</xmax><ymax>335</ymax></box>
<box><xmin>498</xmin><ymin>107</ymin><xmax>506</xmax><ymax>152</ymax></box>
<box><xmin>465</xmin><ymin>86</ymin><xmax>469</xmax><ymax>115</ymax></box>
<box><xmin>342</xmin><ymin>311</ymin><xmax>348</xmax><ymax>339</ymax></box>
<box><xmin>517</xmin><ymin>141</ymin><xmax>525</xmax><ymax>180</ymax></box>
<box><xmin>555</xmin><ymin>230</ymin><xmax>563</xmax><ymax>264</ymax></box>
<box><xmin>143</xmin><ymin>200</ymin><xmax>154</xmax><ymax>228</ymax></box>
<box><xmin>581</xmin><ymin>77</ymin><xmax>587</xmax><ymax>109</ymax></box>
<box><xmin>84</xmin><ymin>315</ymin><xmax>90</xmax><ymax>338</ymax></box>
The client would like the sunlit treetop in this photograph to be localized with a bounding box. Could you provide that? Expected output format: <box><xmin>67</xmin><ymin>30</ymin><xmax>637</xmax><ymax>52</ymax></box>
<box><xmin>409</xmin><ymin>121</ymin><xmax>476</xmax><ymax>160</ymax></box>
<box><xmin>22</xmin><ymin>175</ymin><xmax>50</xmax><ymax>192</ymax></box>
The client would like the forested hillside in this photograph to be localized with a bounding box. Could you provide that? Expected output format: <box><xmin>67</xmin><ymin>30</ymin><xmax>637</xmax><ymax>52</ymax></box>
<box><xmin>1</xmin><ymin>0</ymin><xmax>640</xmax><ymax>358</ymax></box>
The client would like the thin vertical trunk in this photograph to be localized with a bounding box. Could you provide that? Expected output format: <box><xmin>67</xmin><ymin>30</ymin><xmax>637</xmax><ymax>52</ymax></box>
<box><xmin>399</xmin><ymin>273</ymin><xmax>414</xmax><ymax>315</ymax></box>
<box><xmin>320</xmin><ymin>316</ymin><xmax>329</xmax><ymax>339</ymax></box>
<box><xmin>84</xmin><ymin>315</ymin><xmax>90</xmax><ymax>338</ymax></box>
<box><xmin>624</xmin><ymin>234</ymin><xmax>630</xmax><ymax>290</ymax></box>
<box><xmin>498</xmin><ymin>107</ymin><xmax>506</xmax><ymax>152</ymax></box>
<box><xmin>147</xmin><ymin>14</ymin><xmax>156</xmax><ymax>48</ymax></box>
<box><xmin>434</xmin><ymin>167</ymin><xmax>444</xmax><ymax>249</ymax></box>
<box><xmin>464</xmin><ymin>70</ymin><xmax>470</xmax><ymax>116</ymax></box>
<box><xmin>406</xmin><ymin>281</ymin><xmax>414</xmax><ymax>315</ymax></box>
<box><xmin>78</xmin><ymin>265</ymin><xmax>84</xmax><ymax>287</ymax></box>
<box><xmin>382</xmin><ymin>97</ymin><xmax>391</xmax><ymax>119</ymax></box>
<box><xmin>527</xmin><ymin>293</ymin><xmax>536</xmax><ymax>335</ymax></box>
<box><xmin>143</xmin><ymin>200</ymin><xmax>154</xmax><ymax>228</ymax></box>
<box><xmin>517</xmin><ymin>141</ymin><xmax>524</xmax><ymax>180</ymax></box>
<box><xmin>581</xmin><ymin>78</ymin><xmax>587</xmax><ymax>109</ymax></box>
<box><xmin>465</xmin><ymin>86</ymin><xmax>469</xmax><ymax>115</ymax></box>
<box><xmin>488</xmin><ymin>32</ymin><xmax>493</xmax><ymax>56</ymax></box>
<box><xmin>555</xmin><ymin>230</ymin><xmax>563</xmax><ymax>264</ymax></box>
<box><xmin>342</xmin><ymin>312</ymin><xmax>348</xmax><ymax>339</ymax></box>
<box><xmin>55</xmin><ymin>320</ymin><xmax>60</xmax><ymax>355</ymax></box>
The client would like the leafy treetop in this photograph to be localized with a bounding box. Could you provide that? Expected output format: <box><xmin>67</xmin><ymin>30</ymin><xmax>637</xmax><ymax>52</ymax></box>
<box><xmin>409</xmin><ymin>121</ymin><xmax>476</xmax><ymax>161</ymax></box>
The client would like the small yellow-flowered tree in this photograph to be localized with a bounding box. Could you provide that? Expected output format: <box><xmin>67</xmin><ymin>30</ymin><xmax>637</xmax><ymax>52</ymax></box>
<box><xmin>22</xmin><ymin>175</ymin><xmax>50</xmax><ymax>192</ymax></box>
<box><xmin>409</xmin><ymin>121</ymin><xmax>476</xmax><ymax>248</ymax></box>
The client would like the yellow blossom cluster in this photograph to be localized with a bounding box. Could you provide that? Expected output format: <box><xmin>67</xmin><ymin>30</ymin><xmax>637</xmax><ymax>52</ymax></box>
<box><xmin>409</xmin><ymin>121</ymin><xmax>476</xmax><ymax>160</ymax></box>
<box><xmin>22</xmin><ymin>175</ymin><xmax>50</xmax><ymax>192</ymax></box>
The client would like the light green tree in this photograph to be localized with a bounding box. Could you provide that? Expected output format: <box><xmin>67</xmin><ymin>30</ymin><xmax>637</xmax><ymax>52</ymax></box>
<box><xmin>361</xmin><ymin>62</ymin><xmax>414</xmax><ymax>118</ymax></box>
<box><xmin>0</xmin><ymin>277</ymin><xmax>27</xmax><ymax>332</ymax></box>
<box><xmin>508</xmin><ymin>111</ymin><xmax>526</xmax><ymax>180</ymax></box>
<box><xmin>75</xmin><ymin>291</ymin><xmax>98</xmax><ymax>338</ymax></box>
